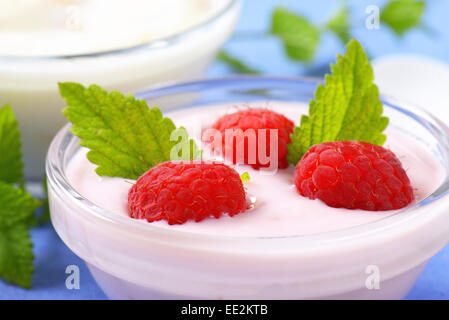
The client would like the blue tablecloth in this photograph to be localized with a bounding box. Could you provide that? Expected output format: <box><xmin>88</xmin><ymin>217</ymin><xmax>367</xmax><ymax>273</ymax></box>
<box><xmin>1</xmin><ymin>0</ymin><xmax>449</xmax><ymax>299</ymax></box>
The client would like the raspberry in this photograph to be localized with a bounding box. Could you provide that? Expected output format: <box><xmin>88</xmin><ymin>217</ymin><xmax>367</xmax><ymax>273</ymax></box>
<box><xmin>294</xmin><ymin>141</ymin><xmax>414</xmax><ymax>211</ymax></box>
<box><xmin>128</xmin><ymin>161</ymin><xmax>247</xmax><ymax>225</ymax></box>
<box><xmin>206</xmin><ymin>108</ymin><xmax>294</xmax><ymax>169</ymax></box>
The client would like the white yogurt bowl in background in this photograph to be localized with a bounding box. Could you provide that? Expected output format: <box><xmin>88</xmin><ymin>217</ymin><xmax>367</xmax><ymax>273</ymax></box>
<box><xmin>47</xmin><ymin>77</ymin><xmax>449</xmax><ymax>299</ymax></box>
<box><xmin>0</xmin><ymin>0</ymin><xmax>240</xmax><ymax>179</ymax></box>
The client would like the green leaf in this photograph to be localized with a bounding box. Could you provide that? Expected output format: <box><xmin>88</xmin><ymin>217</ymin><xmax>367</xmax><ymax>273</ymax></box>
<box><xmin>287</xmin><ymin>39</ymin><xmax>389</xmax><ymax>165</ymax></box>
<box><xmin>326</xmin><ymin>5</ymin><xmax>351</xmax><ymax>44</ymax></box>
<box><xmin>381</xmin><ymin>0</ymin><xmax>425</xmax><ymax>36</ymax></box>
<box><xmin>217</xmin><ymin>50</ymin><xmax>260</xmax><ymax>74</ymax></box>
<box><xmin>0</xmin><ymin>223</ymin><xmax>34</xmax><ymax>288</ymax></box>
<box><xmin>0</xmin><ymin>182</ymin><xmax>41</xmax><ymax>228</ymax></box>
<box><xmin>59</xmin><ymin>82</ymin><xmax>201</xmax><ymax>180</ymax></box>
<box><xmin>270</xmin><ymin>7</ymin><xmax>320</xmax><ymax>62</ymax></box>
<box><xmin>0</xmin><ymin>105</ymin><xmax>24</xmax><ymax>185</ymax></box>
<box><xmin>0</xmin><ymin>105</ymin><xmax>38</xmax><ymax>288</ymax></box>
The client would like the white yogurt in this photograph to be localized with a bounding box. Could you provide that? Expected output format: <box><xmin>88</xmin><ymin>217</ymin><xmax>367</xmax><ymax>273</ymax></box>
<box><xmin>0</xmin><ymin>0</ymin><xmax>240</xmax><ymax>178</ymax></box>
<box><xmin>0</xmin><ymin>0</ymin><xmax>229</xmax><ymax>56</ymax></box>
<box><xmin>66</xmin><ymin>102</ymin><xmax>444</xmax><ymax>238</ymax></box>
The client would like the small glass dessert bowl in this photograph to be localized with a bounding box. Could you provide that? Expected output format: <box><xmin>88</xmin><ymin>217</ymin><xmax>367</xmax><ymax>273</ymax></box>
<box><xmin>1</xmin><ymin>0</ymin><xmax>240</xmax><ymax>180</ymax></box>
<box><xmin>46</xmin><ymin>77</ymin><xmax>449</xmax><ymax>299</ymax></box>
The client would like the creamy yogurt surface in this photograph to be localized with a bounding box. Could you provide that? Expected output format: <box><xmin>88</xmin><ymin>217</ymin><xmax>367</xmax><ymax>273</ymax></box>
<box><xmin>66</xmin><ymin>102</ymin><xmax>445</xmax><ymax>238</ymax></box>
<box><xmin>0</xmin><ymin>0</ymin><xmax>228</xmax><ymax>56</ymax></box>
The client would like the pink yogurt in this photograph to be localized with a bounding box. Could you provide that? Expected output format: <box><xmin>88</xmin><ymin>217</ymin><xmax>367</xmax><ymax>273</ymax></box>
<box><xmin>66</xmin><ymin>102</ymin><xmax>444</xmax><ymax>238</ymax></box>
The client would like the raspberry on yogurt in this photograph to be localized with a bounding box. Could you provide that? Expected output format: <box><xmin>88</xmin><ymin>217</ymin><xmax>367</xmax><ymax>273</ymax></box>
<box><xmin>294</xmin><ymin>141</ymin><xmax>414</xmax><ymax>211</ymax></box>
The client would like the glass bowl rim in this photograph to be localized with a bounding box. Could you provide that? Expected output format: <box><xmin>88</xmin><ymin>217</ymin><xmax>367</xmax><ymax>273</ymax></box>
<box><xmin>46</xmin><ymin>76</ymin><xmax>449</xmax><ymax>249</ymax></box>
<box><xmin>0</xmin><ymin>0</ymin><xmax>239</xmax><ymax>60</ymax></box>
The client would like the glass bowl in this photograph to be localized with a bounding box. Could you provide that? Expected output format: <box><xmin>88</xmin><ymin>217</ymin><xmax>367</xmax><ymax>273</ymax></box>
<box><xmin>46</xmin><ymin>76</ymin><xmax>449</xmax><ymax>299</ymax></box>
<box><xmin>0</xmin><ymin>0</ymin><xmax>240</xmax><ymax>180</ymax></box>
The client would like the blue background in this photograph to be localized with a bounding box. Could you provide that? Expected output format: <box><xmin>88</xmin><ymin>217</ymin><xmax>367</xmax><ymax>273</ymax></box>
<box><xmin>2</xmin><ymin>0</ymin><xmax>449</xmax><ymax>299</ymax></box>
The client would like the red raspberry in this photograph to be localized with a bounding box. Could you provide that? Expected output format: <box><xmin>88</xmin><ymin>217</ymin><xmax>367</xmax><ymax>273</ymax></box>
<box><xmin>207</xmin><ymin>108</ymin><xmax>294</xmax><ymax>169</ymax></box>
<box><xmin>294</xmin><ymin>141</ymin><xmax>414</xmax><ymax>211</ymax></box>
<box><xmin>128</xmin><ymin>161</ymin><xmax>247</xmax><ymax>225</ymax></box>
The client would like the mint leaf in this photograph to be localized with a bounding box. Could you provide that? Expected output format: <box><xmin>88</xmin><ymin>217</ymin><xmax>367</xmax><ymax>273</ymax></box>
<box><xmin>271</xmin><ymin>7</ymin><xmax>320</xmax><ymax>62</ymax></box>
<box><xmin>0</xmin><ymin>182</ymin><xmax>38</xmax><ymax>288</ymax></box>
<box><xmin>381</xmin><ymin>0</ymin><xmax>425</xmax><ymax>36</ymax></box>
<box><xmin>0</xmin><ymin>105</ymin><xmax>23</xmax><ymax>185</ymax></box>
<box><xmin>217</xmin><ymin>50</ymin><xmax>260</xmax><ymax>74</ymax></box>
<box><xmin>0</xmin><ymin>104</ymin><xmax>39</xmax><ymax>289</ymax></box>
<box><xmin>60</xmin><ymin>82</ymin><xmax>200</xmax><ymax>180</ymax></box>
<box><xmin>287</xmin><ymin>39</ymin><xmax>389</xmax><ymax>165</ymax></box>
<box><xmin>0</xmin><ymin>182</ymin><xmax>41</xmax><ymax>228</ymax></box>
<box><xmin>0</xmin><ymin>223</ymin><xmax>33</xmax><ymax>288</ymax></box>
<box><xmin>326</xmin><ymin>5</ymin><xmax>351</xmax><ymax>44</ymax></box>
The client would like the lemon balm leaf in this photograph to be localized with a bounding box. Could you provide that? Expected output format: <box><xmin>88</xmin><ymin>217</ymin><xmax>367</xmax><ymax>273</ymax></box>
<box><xmin>217</xmin><ymin>50</ymin><xmax>261</xmax><ymax>74</ymax></box>
<box><xmin>326</xmin><ymin>5</ymin><xmax>351</xmax><ymax>44</ymax></box>
<box><xmin>381</xmin><ymin>0</ymin><xmax>425</xmax><ymax>36</ymax></box>
<box><xmin>0</xmin><ymin>182</ymin><xmax>41</xmax><ymax>228</ymax></box>
<box><xmin>0</xmin><ymin>223</ymin><xmax>34</xmax><ymax>288</ymax></box>
<box><xmin>271</xmin><ymin>7</ymin><xmax>320</xmax><ymax>62</ymax></box>
<box><xmin>0</xmin><ymin>106</ymin><xmax>39</xmax><ymax>289</ymax></box>
<box><xmin>0</xmin><ymin>182</ymin><xmax>39</xmax><ymax>288</ymax></box>
<box><xmin>287</xmin><ymin>39</ymin><xmax>389</xmax><ymax>165</ymax></box>
<box><xmin>59</xmin><ymin>82</ymin><xmax>200</xmax><ymax>180</ymax></box>
<box><xmin>0</xmin><ymin>105</ymin><xmax>24</xmax><ymax>185</ymax></box>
